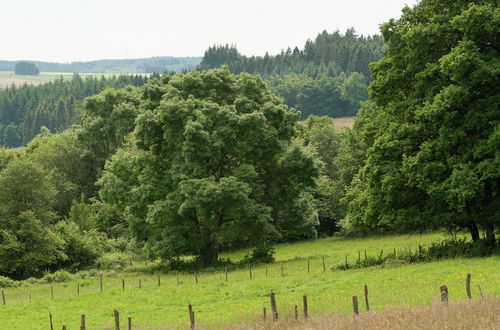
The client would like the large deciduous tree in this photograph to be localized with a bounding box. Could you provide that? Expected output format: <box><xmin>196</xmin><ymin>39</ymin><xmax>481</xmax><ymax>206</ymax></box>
<box><xmin>344</xmin><ymin>0</ymin><xmax>499</xmax><ymax>244</ymax></box>
<box><xmin>99</xmin><ymin>67</ymin><xmax>319</xmax><ymax>265</ymax></box>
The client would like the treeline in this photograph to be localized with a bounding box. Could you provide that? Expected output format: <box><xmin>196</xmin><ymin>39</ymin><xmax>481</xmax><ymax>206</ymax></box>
<box><xmin>0</xmin><ymin>56</ymin><xmax>202</xmax><ymax>74</ymax></box>
<box><xmin>0</xmin><ymin>74</ymin><xmax>150</xmax><ymax>147</ymax></box>
<box><xmin>198</xmin><ymin>29</ymin><xmax>385</xmax><ymax>118</ymax></box>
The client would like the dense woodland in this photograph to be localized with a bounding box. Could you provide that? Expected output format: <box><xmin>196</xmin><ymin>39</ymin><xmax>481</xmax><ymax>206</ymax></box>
<box><xmin>0</xmin><ymin>0</ymin><xmax>497</xmax><ymax>280</ymax></box>
<box><xmin>199</xmin><ymin>29</ymin><xmax>385</xmax><ymax>118</ymax></box>
<box><xmin>0</xmin><ymin>74</ymin><xmax>150</xmax><ymax>147</ymax></box>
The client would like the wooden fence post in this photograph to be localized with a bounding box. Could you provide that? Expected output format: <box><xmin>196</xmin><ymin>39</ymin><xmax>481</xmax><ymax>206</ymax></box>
<box><xmin>129</xmin><ymin>257</ymin><xmax>132</xmax><ymax>266</ymax></box>
<box><xmin>364</xmin><ymin>284</ymin><xmax>370</xmax><ymax>311</ymax></box>
<box><xmin>345</xmin><ymin>255</ymin><xmax>348</xmax><ymax>268</ymax></box>
<box><xmin>249</xmin><ymin>264</ymin><xmax>252</xmax><ymax>279</ymax></box>
<box><xmin>294</xmin><ymin>305</ymin><xmax>298</xmax><ymax>320</ymax></box>
<box><xmin>77</xmin><ymin>283</ymin><xmax>80</xmax><ymax>295</ymax></box>
<box><xmin>352</xmin><ymin>296</ymin><xmax>359</xmax><ymax>315</ymax></box>
<box><xmin>364</xmin><ymin>250</ymin><xmax>367</xmax><ymax>261</ymax></box>
<box><xmin>303</xmin><ymin>295</ymin><xmax>308</xmax><ymax>319</ymax></box>
<box><xmin>157</xmin><ymin>275</ymin><xmax>160</xmax><ymax>287</ymax></box>
<box><xmin>440</xmin><ymin>285</ymin><xmax>448</xmax><ymax>303</ymax></box>
<box><xmin>478</xmin><ymin>285</ymin><xmax>484</xmax><ymax>298</ymax></box>
<box><xmin>270</xmin><ymin>291</ymin><xmax>278</xmax><ymax>322</ymax></box>
<box><xmin>307</xmin><ymin>258</ymin><xmax>310</xmax><ymax>273</ymax></box>
<box><xmin>100</xmin><ymin>275</ymin><xmax>103</xmax><ymax>294</ymax></box>
<box><xmin>322</xmin><ymin>256</ymin><xmax>326</xmax><ymax>271</ymax></box>
<box><xmin>49</xmin><ymin>312</ymin><xmax>53</xmax><ymax>330</ymax></box>
<box><xmin>265</xmin><ymin>266</ymin><xmax>268</xmax><ymax>277</ymax></box>
<box><xmin>29</xmin><ymin>292</ymin><xmax>31</xmax><ymax>302</ymax></box>
<box><xmin>224</xmin><ymin>267</ymin><xmax>228</xmax><ymax>282</ymax></box>
<box><xmin>122</xmin><ymin>279</ymin><xmax>125</xmax><ymax>292</ymax></box>
<box><xmin>80</xmin><ymin>314</ymin><xmax>86</xmax><ymax>330</ymax></box>
<box><xmin>280</xmin><ymin>264</ymin><xmax>284</xmax><ymax>277</ymax></box>
<box><xmin>188</xmin><ymin>304</ymin><xmax>195</xmax><ymax>329</ymax></box>
<box><xmin>2</xmin><ymin>289</ymin><xmax>5</xmax><ymax>305</ymax></box>
<box><xmin>62</xmin><ymin>326</ymin><xmax>66</xmax><ymax>330</ymax></box>
<box><xmin>128</xmin><ymin>317</ymin><xmax>132</xmax><ymax>330</ymax></box>
<box><xmin>379</xmin><ymin>249</ymin><xmax>384</xmax><ymax>259</ymax></box>
<box><xmin>114</xmin><ymin>309</ymin><xmax>120</xmax><ymax>330</ymax></box>
<box><xmin>194</xmin><ymin>272</ymin><xmax>198</xmax><ymax>284</ymax></box>
<box><xmin>139</xmin><ymin>279</ymin><xmax>141</xmax><ymax>289</ymax></box>
<box><xmin>263</xmin><ymin>307</ymin><xmax>267</xmax><ymax>320</ymax></box>
<box><xmin>357</xmin><ymin>251</ymin><xmax>361</xmax><ymax>263</ymax></box>
<box><xmin>51</xmin><ymin>286</ymin><xmax>54</xmax><ymax>300</ymax></box>
<box><xmin>466</xmin><ymin>273</ymin><xmax>471</xmax><ymax>299</ymax></box>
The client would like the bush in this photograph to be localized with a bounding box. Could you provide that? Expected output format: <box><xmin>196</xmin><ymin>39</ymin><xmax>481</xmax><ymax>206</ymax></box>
<box><xmin>95</xmin><ymin>253</ymin><xmax>129</xmax><ymax>270</ymax></box>
<box><xmin>42</xmin><ymin>270</ymin><xmax>73</xmax><ymax>283</ymax></box>
<box><xmin>241</xmin><ymin>244</ymin><xmax>276</xmax><ymax>264</ymax></box>
<box><xmin>0</xmin><ymin>276</ymin><xmax>19</xmax><ymax>288</ymax></box>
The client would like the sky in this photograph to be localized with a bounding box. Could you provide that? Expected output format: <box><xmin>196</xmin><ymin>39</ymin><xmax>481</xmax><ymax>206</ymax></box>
<box><xmin>0</xmin><ymin>0</ymin><xmax>418</xmax><ymax>63</ymax></box>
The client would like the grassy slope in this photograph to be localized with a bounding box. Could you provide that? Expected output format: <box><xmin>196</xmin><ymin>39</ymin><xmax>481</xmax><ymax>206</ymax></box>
<box><xmin>2</xmin><ymin>233</ymin><xmax>499</xmax><ymax>329</ymax></box>
<box><xmin>0</xmin><ymin>71</ymin><xmax>136</xmax><ymax>89</ymax></box>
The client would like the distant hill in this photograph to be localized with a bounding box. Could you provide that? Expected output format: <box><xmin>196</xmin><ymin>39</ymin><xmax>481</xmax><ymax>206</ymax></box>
<box><xmin>0</xmin><ymin>56</ymin><xmax>202</xmax><ymax>74</ymax></box>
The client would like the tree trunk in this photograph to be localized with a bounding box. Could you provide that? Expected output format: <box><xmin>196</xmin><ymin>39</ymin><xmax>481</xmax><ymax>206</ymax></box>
<box><xmin>484</xmin><ymin>223</ymin><xmax>496</xmax><ymax>248</ymax></box>
<box><xmin>468</xmin><ymin>221</ymin><xmax>480</xmax><ymax>242</ymax></box>
<box><xmin>200</xmin><ymin>237</ymin><xmax>219</xmax><ymax>265</ymax></box>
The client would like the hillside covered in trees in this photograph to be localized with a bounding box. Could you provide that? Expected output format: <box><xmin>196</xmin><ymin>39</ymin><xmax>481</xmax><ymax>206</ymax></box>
<box><xmin>0</xmin><ymin>56</ymin><xmax>201</xmax><ymax>74</ymax></box>
<box><xmin>0</xmin><ymin>74</ymin><xmax>150</xmax><ymax>147</ymax></box>
<box><xmin>199</xmin><ymin>29</ymin><xmax>385</xmax><ymax>118</ymax></box>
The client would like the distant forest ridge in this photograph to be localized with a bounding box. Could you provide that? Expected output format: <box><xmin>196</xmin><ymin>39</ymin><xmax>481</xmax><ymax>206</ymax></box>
<box><xmin>0</xmin><ymin>57</ymin><xmax>202</xmax><ymax>73</ymax></box>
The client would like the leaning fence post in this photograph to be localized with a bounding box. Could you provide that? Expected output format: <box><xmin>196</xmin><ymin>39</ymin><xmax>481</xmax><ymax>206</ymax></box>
<box><xmin>440</xmin><ymin>285</ymin><xmax>448</xmax><ymax>303</ymax></box>
<box><xmin>114</xmin><ymin>309</ymin><xmax>120</xmax><ymax>330</ymax></box>
<box><xmin>1</xmin><ymin>289</ymin><xmax>5</xmax><ymax>305</ymax></box>
<box><xmin>352</xmin><ymin>295</ymin><xmax>359</xmax><ymax>315</ymax></box>
<box><xmin>303</xmin><ymin>295</ymin><xmax>308</xmax><ymax>319</ymax></box>
<box><xmin>80</xmin><ymin>314</ymin><xmax>86</xmax><ymax>330</ymax></box>
<box><xmin>49</xmin><ymin>312</ymin><xmax>54</xmax><ymax>330</ymax></box>
<box><xmin>270</xmin><ymin>290</ymin><xmax>278</xmax><ymax>321</ymax></box>
<box><xmin>364</xmin><ymin>284</ymin><xmax>370</xmax><ymax>311</ymax></box>
<box><xmin>466</xmin><ymin>273</ymin><xmax>472</xmax><ymax>299</ymax></box>
<box><xmin>188</xmin><ymin>303</ymin><xmax>195</xmax><ymax>329</ymax></box>
<box><xmin>478</xmin><ymin>285</ymin><xmax>484</xmax><ymax>298</ymax></box>
<box><xmin>322</xmin><ymin>256</ymin><xmax>326</xmax><ymax>271</ymax></box>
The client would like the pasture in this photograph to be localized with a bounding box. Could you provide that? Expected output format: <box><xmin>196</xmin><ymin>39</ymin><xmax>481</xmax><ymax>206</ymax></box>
<box><xmin>1</xmin><ymin>232</ymin><xmax>499</xmax><ymax>329</ymax></box>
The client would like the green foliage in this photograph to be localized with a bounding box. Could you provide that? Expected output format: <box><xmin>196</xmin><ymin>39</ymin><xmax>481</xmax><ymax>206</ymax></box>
<box><xmin>95</xmin><ymin>252</ymin><xmax>130</xmax><ymax>270</ymax></box>
<box><xmin>41</xmin><ymin>270</ymin><xmax>73</xmax><ymax>283</ymax></box>
<box><xmin>0</xmin><ymin>211</ymin><xmax>65</xmax><ymax>279</ymax></box>
<box><xmin>0</xmin><ymin>275</ymin><xmax>19</xmax><ymax>288</ymax></box>
<box><xmin>344</xmin><ymin>0</ymin><xmax>499</xmax><ymax>243</ymax></box>
<box><xmin>0</xmin><ymin>73</ymin><xmax>149</xmax><ymax>146</ymax></box>
<box><xmin>99</xmin><ymin>67</ymin><xmax>319</xmax><ymax>265</ymax></box>
<box><xmin>14</xmin><ymin>62</ymin><xmax>39</xmax><ymax>75</ymax></box>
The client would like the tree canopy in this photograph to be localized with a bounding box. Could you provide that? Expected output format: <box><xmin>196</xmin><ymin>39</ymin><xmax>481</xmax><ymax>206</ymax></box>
<box><xmin>14</xmin><ymin>62</ymin><xmax>39</xmax><ymax>75</ymax></box>
<box><xmin>99</xmin><ymin>67</ymin><xmax>320</xmax><ymax>265</ymax></box>
<box><xmin>343</xmin><ymin>0</ymin><xmax>499</xmax><ymax>244</ymax></box>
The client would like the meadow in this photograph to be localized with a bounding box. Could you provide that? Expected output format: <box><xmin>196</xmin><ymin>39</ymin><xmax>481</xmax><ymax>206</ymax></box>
<box><xmin>0</xmin><ymin>71</ymin><xmax>136</xmax><ymax>89</ymax></box>
<box><xmin>1</xmin><ymin>232</ymin><xmax>499</xmax><ymax>329</ymax></box>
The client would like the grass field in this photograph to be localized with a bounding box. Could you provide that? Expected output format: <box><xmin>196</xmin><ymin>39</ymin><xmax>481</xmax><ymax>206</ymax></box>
<box><xmin>1</xmin><ymin>232</ymin><xmax>499</xmax><ymax>329</ymax></box>
<box><xmin>0</xmin><ymin>71</ymin><xmax>136</xmax><ymax>89</ymax></box>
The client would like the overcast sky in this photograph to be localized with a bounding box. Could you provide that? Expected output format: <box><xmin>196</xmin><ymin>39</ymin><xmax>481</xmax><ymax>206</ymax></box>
<box><xmin>1</xmin><ymin>0</ymin><xmax>418</xmax><ymax>62</ymax></box>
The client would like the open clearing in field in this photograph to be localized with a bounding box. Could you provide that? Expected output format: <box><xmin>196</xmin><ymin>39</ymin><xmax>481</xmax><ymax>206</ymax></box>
<box><xmin>1</xmin><ymin>233</ymin><xmax>499</xmax><ymax>329</ymax></box>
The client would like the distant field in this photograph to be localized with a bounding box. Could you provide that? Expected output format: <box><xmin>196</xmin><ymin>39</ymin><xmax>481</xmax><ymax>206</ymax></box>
<box><xmin>332</xmin><ymin>116</ymin><xmax>355</xmax><ymax>129</ymax></box>
<box><xmin>2</xmin><ymin>232</ymin><xmax>499</xmax><ymax>329</ymax></box>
